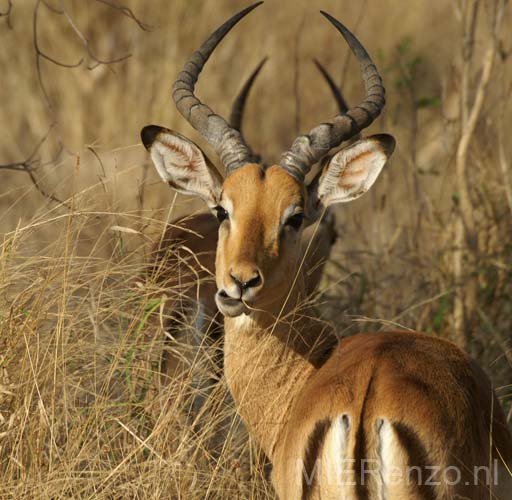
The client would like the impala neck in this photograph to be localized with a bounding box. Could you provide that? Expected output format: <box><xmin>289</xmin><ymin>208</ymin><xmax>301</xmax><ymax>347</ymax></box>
<box><xmin>223</xmin><ymin>285</ymin><xmax>336</xmax><ymax>459</ymax></box>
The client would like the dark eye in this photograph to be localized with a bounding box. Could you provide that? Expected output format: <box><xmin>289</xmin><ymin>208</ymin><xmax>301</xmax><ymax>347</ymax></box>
<box><xmin>214</xmin><ymin>206</ymin><xmax>229</xmax><ymax>223</ymax></box>
<box><xmin>285</xmin><ymin>213</ymin><xmax>304</xmax><ymax>230</ymax></box>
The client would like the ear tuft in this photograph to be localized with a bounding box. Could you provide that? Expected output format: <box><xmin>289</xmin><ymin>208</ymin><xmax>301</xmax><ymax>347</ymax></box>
<box><xmin>371</xmin><ymin>134</ymin><xmax>396</xmax><ymax>157</ymax></box>
<box><xmin>141</xmin><ymin>125</ymin><xmax>166</xmax><ymax>150</ymax></box>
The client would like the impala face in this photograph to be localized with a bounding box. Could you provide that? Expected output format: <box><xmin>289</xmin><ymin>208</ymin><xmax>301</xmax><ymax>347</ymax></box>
<box><xmin>214</xmin><ymin>165</ymin><xmax>306</xmax><ymax>316</ymax></box>
<box><xmin>141</xmin><ymin>1</ymin><xmax>396</xmax><ymax>318</ymax></box>
<box><xmin>141</xmin><ymin>126</ymin><xmax>394</xmax><ymax>317</ymax></box>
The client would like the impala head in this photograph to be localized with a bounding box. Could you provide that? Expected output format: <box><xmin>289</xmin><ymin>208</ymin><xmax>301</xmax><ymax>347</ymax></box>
<box><xmin>141</xmin><ymin>2</ymin><xmax>395</xmax><ymax>317</ymax></box>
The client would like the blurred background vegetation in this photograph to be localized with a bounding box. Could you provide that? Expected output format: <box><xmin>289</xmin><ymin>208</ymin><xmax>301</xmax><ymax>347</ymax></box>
<box><xmin>0</xmin><ymin>0</ymin><xmax>511</xmax><ymax>497</ymax></box>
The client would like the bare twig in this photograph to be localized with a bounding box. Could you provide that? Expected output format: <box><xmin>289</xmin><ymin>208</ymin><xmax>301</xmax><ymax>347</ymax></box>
<box><xmin>41</xmin><ymin>0</ymin><xmax>63</xmax><ymax>14</ymax></box>
<box><xmin>0</xmin><ymin>125</ymin><xmax>54</xmax><ymax>172</ymax></box>
<box><xmin>452</xmin><ymin>0</ymin><xmax>481</xmax><ymax>349</ymax></box>
<box><xmin>457</xmin><ymin>6</ymin><xmax>503</xmax><ymax>234</ymax></box>
<box><xmin>452</xmin><ymin>0</ymin><xmax>505</xmax><ymax>348</ymax></box>
<box><xmin>497</xmin><ymin>80</ymin><xmax>512</xmax><ymax>217</ymax></box>
<box><xmin>34</xmin><ymin>3</ymin><xmax>83</xmax><ymax>69</ymax></box>
<box><xmin>451</xmin><ymin>0</ymin><xmax>463</xmax><ymax>22</ymax></box>
<box><xmin>87</xmin><ymin>146</ymin><xmax>107</xmax><ymax>179</ymax></box>
<box><xmin>93</xmin><ymin>0</ymin><xmax>150</xmax><ymax>31</ymax></box>
<box><xmin>460</xmin><ymin>0</ymin><xmax>480</xmax><ymax>126</ymax></box>
<box><xmin>0</xmin><ymin>0</ymin><xmax>12</xmax><ymax>28</ymax></box>
<box><xmin>26</xmin><ymin>167</ymin><xmax>69</xmax><ymax>208</ymax></box>
<box><xmin>0</xmin><ymin>125</ymin><xmax>71</xmax><ymax>208</ymax></box>
<box><xmin>60</xmin><ymin>2</ymin><xmax>132</xmax><ymax>70</ymax></box>
<box><xmin>33</xmin><ymin>0</ymin><xmax>83</xmax><ymax>112</ymax></box>
<box><xmin>33</xmin><ymin>0</ymin><xmax>149</xmax><ymax>111</ymax></box>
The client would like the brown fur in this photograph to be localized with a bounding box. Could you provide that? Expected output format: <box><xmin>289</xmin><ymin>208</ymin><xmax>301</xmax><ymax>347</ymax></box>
<box><xmin>144</xmin><ymin>131</ymin><xmax>512</xmax><ymax>498</ymax></box>
<box><xmin>216</xmin><ymin>165</ymin><xmax>308</xmax><ymax>309</ymax></box>
<box><xmin>150</xmin><ymin>205</ymin><xmax>337</xmax><ymax>385</ymax></box>
<box><xmin>215</xmin><ymin>164</ymin><xmax>512</xmax><ymax>500</ymax></box>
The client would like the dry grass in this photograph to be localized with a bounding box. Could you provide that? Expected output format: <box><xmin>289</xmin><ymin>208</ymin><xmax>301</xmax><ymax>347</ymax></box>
<box><xmin>0</xmin><ymin>0</ymin><xmax>511</xmax><ymax>498</ymax></box>
<box><xmin>0</xmin><ymin>209</ymin><xmax>274</xmax><ymax>498</ymax></box>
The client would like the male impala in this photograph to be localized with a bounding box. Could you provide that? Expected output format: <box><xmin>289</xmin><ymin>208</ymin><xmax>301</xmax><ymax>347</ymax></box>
<box><xmin>141</xmin><ymin>3</ymin><xmax>512</xmax><ymax>498</ymax></box>
<box><xmin>152</xmin><ymin>56</ymin><xmax>341</xmax><ymax>407</ymax></box>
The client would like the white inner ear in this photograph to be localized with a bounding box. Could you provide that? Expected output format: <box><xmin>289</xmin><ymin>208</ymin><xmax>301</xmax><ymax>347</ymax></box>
<box><xmin>318</xmin><ymin>139</ymin><xmax>388</xmax><ymax>206</ymax></box>
<box><xmin>149</xmin><ymin>131</ymin><xmax>222</xmax><ymax>207</ymax></box>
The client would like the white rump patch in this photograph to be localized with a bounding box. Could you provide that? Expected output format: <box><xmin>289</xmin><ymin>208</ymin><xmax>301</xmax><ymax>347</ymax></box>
<box><xmin>376</xmin><ymin>418</ymin><xmax>394</xmax><ymax>499</ymax></box>
<box><xmin>376</xmin><ymin>418</ymin><xmax>421</xmax><ymax>499</ymax></box>
<box><xmin>321</xmin><ymin>414</ymin><xmax>356</xmax><ymax>499</ymax></box>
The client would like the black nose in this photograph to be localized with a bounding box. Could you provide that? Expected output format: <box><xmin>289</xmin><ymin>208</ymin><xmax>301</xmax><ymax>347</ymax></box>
<box><xmin>230</xmin><ymin>271</ymin><xmax>262</xmax><ymax>291</ymax></box>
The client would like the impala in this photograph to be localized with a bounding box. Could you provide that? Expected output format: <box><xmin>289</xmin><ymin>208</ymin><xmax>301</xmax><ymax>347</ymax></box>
<box><xmin>141</xmin><ymin>3</ymin><xmax>512</xmax><ymax>498</ymax></box>
<box><xmin>151</xmin><ymin>56</ymin><xmax>342</xmax><ymax>404</ymax></box>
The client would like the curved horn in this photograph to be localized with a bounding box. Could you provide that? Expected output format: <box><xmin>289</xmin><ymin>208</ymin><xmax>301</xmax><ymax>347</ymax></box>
<box><xmin>279</xmin><ymin>12</ymin><xmax>386</xmax><ymax>182</ymax></box>
<box><xmin>230</xmin><ymin>57</ymin><xmax>268</xmax><ymax>133</ymax></box>
<box><xmin>313</xmin><ymin>59</ymin><xmax>349</xmax><ymax>114</ymax></box>
<box><xmin>314</xmin><ymin>59</ymin><xmax>362</xmax><ymax>143</ymax></box>
<box><xmin>230</xmin><ymin>58</ymin><xmax>348</xmax><ymax>164</ymax></box>
<box><xmin>230</xmin><ymin>57</ymin><xmax>268</xmax><ymax>165</ymax></box>
<box><xmin>172</xmin><ymin>2</ymin><xmax>264</xmax><ymax>176</ymax></box>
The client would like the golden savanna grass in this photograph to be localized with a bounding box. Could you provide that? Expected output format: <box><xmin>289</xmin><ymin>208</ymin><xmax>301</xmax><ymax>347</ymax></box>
<box><xmin>0</xmin><ymin>0</ymin><xmax>511</xmax><ymax>498</ymax></box>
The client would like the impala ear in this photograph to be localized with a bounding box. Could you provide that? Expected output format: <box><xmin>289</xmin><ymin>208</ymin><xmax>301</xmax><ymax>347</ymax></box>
<box><xmin>308</xmin><ymin>135</ymin><xmax>395</xmax><ymax>217</ymax></box>
<box><xmin>141</xmin><ymin>125</ymin><xmax>223</xmax><ymax>208</ymax></box>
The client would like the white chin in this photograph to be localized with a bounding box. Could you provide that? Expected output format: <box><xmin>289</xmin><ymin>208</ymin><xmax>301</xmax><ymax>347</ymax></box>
<box><xmin>215</xmin><ymin>294</ymin><xmax>249</xmax><ymax>317</ymax></box>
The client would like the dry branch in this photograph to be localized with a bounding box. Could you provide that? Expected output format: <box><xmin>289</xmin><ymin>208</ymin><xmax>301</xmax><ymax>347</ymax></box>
<box><xmin>33</xmin><ymin>0</ymin><xmax>149</xmax><ymax>112</ymax></box>
<box><xmin>60</xmin><ymin>4</ymin><xmax>132</xmax><ymax>70</ymax></box>
<box><xmin>0</xmin><ymin>0</ymin><xmax>12</xmax><ymax>28</ymax></box>
<box><xmin>452</xmin><ymin>0</ymin><xmax>505</xmax><ymax>348</ymax></box>
<box><xmin>0</xmin><ymin>125</ymin><xmax>53</xmax><ymax>173</ymax></box>
<box><xmin>33</xmin><ymin>0</ymin><xmax>82</xmax><ymax>111</ymax></box>
<box><xmin>23</xmin><ymin>0</ymin><xmax>150</xmax><ymax>211</ymax></box>
<box><xmin>0</xmin><ymin>125</ymin><xmax>70</xmax><ymax>208</ymax></box>
<box><xmin>497</xmin><ymin>119</ymin><xmax>512</xmax><ymax>217</ymax></box>
<box><xmin>94</xmin><ymin>0</ymin><xmax>150</xmax><ymax>31</ymax></box>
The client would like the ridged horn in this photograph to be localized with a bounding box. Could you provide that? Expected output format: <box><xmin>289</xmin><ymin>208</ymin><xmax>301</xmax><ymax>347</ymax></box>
<box><xmin>172</xmin><ymin>1</ymin><xmax>264</xmax><ymax>176</ymax></box>
<box><xmin>279</xmin><ymin>12</ymin><xmax>385</xmax><ymax>182</ymax></box>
